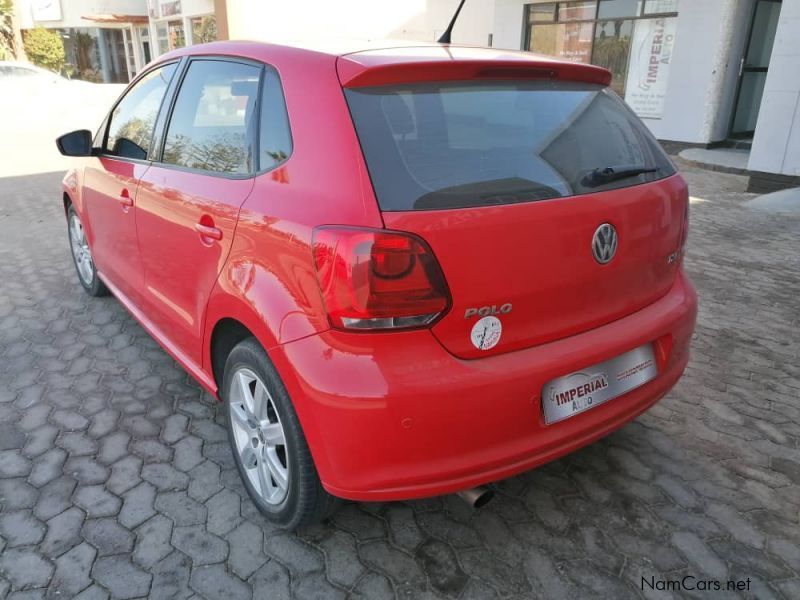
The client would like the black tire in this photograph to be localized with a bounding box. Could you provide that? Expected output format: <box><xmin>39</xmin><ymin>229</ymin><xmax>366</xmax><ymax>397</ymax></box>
<box><xmin>66</xmin><ymin>205</ymin><xmax>108</xmax><ymax>297</ymax></box>
<box><xmin>222</xmin><ymin>337</ymin><xmax>339</xmax><ymax>529</ymax></box>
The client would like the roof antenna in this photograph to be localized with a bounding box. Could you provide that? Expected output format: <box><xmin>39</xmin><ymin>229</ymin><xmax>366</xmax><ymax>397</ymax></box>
<box><xmin>437</xmin><ymin>0</ymin><xmax>467</xmax><ymax>44</ymax></box>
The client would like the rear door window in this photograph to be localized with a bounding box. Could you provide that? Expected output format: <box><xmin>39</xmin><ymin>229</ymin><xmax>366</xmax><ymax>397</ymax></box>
<box><xmin>161</xmin><ymin>59</ymin><xmax>261</xmax><ymax>174</ymax></box>
<box><xmin>345</xmin><ymin>81</ymin><xmax>675</xmax><ymax>211</ymax></box>
<box><xmin>258</xmin><ymin>67</ymin><xmax>293</xmax><ymax>171</ymax></box>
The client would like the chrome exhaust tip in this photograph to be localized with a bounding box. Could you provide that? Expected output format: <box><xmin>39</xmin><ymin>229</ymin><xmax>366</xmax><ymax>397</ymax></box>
<box><xmin>456</xmin><ymin>486</ymin><xmax>494</xmax><ymax>509</ymax></box>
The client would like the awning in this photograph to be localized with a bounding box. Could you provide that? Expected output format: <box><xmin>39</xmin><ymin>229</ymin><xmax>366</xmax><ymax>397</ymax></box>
<box><xmin>82</xmin><ymin>14</ymin><xmax>150</xmax><ymax>25</ymax></box>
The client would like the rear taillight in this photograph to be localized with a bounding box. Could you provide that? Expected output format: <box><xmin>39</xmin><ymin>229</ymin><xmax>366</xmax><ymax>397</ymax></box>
<box><xmin>312</xmin><ymin>227</ymin><xmax>451</xmax><ymax>330</ymax></box>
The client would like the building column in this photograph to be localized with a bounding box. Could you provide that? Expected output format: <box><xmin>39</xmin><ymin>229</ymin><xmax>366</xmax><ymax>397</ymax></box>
<box><xmin>749</xmin><ymin>0</ymin><xmax>800</xmax><ymax>176</ymax></box>
<box><xmin>214</xmin><ymin>0</ymin><xmax>229</xmax><ymax>41</ymax></box>
<box><xmin>646</xmin><ymin>0</ymin><xmax>754</xmax><ymax>144</ymax></box>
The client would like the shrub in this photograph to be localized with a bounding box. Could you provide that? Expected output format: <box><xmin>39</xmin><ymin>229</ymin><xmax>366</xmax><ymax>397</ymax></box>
<box><xmin>23</xmin><ymin>26</ymin><xmax>65</xmax><ymax>72</ymax></box>
<box><xmin>0</xmin><ymin>0</ymin><xmax>15</xmax><ymax>60</ymax></box>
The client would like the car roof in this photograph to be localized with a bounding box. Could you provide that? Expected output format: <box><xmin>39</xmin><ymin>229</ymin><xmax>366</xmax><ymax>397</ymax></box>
<box><xmin>156</xmin><ymin>39</ymin><xmax>611</xmax><ymax>88</ymax></box>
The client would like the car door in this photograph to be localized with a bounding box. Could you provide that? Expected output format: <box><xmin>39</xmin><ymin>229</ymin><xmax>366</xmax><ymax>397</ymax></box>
<box><xmin>81</xmin><ymin>62</ymin><xmax>179</xmax><ymax>302</ymax></box>
<box><xmin>134</xmin><ymin>58</ymin><xmax>261</xmax><ymax>365</ymax></box>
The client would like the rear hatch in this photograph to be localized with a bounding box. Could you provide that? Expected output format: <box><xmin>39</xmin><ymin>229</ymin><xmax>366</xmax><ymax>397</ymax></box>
<box><xmin>342</xmin><ymin>56</ymin><xmax>686</xmax><ymax>359</ymax></box>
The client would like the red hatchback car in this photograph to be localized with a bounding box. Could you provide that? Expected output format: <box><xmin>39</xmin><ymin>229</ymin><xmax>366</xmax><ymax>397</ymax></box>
<box><xmin>57</xmin><ymin>40</ymin><xmax>697</xmax><ymax>528</ymax></box>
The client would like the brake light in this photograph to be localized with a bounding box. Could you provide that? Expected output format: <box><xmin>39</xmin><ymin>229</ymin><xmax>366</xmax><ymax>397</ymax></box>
<box><xmin>312</xmin><ymin>227</ymin><xmax>451</xmax><ymax>330</ymax></box>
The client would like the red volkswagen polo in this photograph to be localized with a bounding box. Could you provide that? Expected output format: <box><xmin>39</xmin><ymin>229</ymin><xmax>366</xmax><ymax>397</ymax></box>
<box><xmin>57</xmin><ymin>40</ymin><xmax>697</xmax><ymax>529</ymax></box>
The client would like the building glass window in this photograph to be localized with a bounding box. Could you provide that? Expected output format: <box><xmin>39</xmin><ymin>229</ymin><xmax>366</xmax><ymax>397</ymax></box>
<box><xmin>160</xmin><ymin>1</ymin><xmax>182</xmax><ymax>18</ymax></box>
<box><xmin>155</xmin><ymin>19</ymin><xmax>185</xmax><ymax>54</ymax></box>
<box><xmin>529</xmin><ymin>3</ymin><xmax>557</xmax><ymax>21</ymax></box>
<box><xmin>558</xmin><ymin>1</ymin><xmax>597</xmax><ymax>21</ymax></box>
<box><xmin>524</xmin><ymin>0</ymin><xmax>678</xmax><ymax>118</ymax></box>
<box><xmin>191</xmin><ymin>15</ymin><xmax>218</xmax><ymax>45</ymax></box>
<box><xmin>529</xmin><ymin>22</ymin><xmax>594</xmax><ymax>64</ymax></box>
<box><xmin>597</xmin><ymin>0</ymin><xmax>639</xmax><ymax>18</ymax></box>
<box><xmin>643</xmin><ymin>0</ymin><xmax>678</xmax><ymax>14</ymax></box>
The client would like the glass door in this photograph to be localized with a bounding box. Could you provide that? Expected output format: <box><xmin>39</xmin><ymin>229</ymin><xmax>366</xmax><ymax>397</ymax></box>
<box><xmin>123</xmin><ymin>28</ymin><xmax>137</xmax><ymax>79</ymax></box>
<box><xmin>730</xmin><ymin>0</ymin><xmax>782</xmax><ymax>136</ymax></box>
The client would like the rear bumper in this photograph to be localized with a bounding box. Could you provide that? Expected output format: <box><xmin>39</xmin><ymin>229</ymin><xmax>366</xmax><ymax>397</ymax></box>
<box><xmin>271</xmin><ymin>271</ymin><xmax>697</xmax><ymax>501</ymax></box>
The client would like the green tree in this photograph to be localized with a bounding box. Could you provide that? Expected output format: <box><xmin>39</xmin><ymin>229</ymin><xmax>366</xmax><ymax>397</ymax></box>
<box><xmin>0</xmin><ymin>0</ymin><xmax>15</xmax><ymax>60</ymax></box>
<box><xmin>22</xmin><ymin>26</ymin><xmax>65</xmax><ymax>72</ymax></box>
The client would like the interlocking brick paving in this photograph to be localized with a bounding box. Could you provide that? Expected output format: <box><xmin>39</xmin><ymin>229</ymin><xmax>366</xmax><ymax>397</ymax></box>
<box><xmin>0</xmin><ymin>163</ymin><xmax>798</xmax><ymax>599</ymax></box>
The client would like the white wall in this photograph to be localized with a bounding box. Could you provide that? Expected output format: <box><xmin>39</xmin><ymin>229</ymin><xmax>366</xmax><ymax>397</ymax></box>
<box><xmin>18</xmin><ymin>0</ymin><xmax>148</xmax><ymax>29</ymax></box>
<box><xmin>224</xmin><ymin>0</ymin><xmax>494</xmax><ymax>46</ymax></box>
<box><xmin>650</xmin><ymin>0</ymin><xmax>750</xmax><ymax>143</ymax></box>
<box><xmin>749</xmin><ymin>0</ymin><xmax>800</xmax><ymax>176</ymax></box>
<box><xmin>492</xmin><ymin>0</ymin><xmax>527</xmax><ymax>50</ymax></box>
<box><xmin>176</xmin><ymin>0</ymin><xmax>216</xmax><ymax>18</ymax></box>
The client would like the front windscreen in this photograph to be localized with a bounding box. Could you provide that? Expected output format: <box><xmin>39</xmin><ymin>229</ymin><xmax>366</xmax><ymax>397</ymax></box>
<box><xmin>345</xmin><ymin>81</ymin><xmax>675</xmax><ymax>211</ymax></box>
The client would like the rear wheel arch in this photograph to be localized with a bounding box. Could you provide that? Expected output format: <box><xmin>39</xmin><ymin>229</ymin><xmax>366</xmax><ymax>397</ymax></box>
<box><xmin>209</xmin><ymin>317</ymin><xmax>256</xmax><ymax>393</ymax></box>
<box><xmin>204</xmin><ymin>304</ymin><xmax>332</xmax><ymax>485</ymax></box>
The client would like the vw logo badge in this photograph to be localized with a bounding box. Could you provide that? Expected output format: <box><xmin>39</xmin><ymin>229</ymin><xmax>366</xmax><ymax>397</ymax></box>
<box><xmin>592</xmin><ymin>223</ymin><xmax>618</xmax><ymax>264</ymax></box>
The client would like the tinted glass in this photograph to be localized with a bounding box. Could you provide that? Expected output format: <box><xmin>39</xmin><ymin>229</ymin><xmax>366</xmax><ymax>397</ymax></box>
<box><xmin>106</xmin><ymin>63</ymin><xmax>177</xmax><ymax>160</ymax></box>
<box><xmin>345</xmin><ymin>81</ymin><xmax>674</xmax><ymax>211</ymax></box>
<box><xmin>593</xmin><ymin>19</ymin><xmax>635</xmax><ymax>95</ymax></box>
<box><xmin>558</xmin><ymin>1</ymin><xmax>597</xmax><ymax>20</ymax></box>
<box><xmin>529</xmin><ymin>22</ymin><xmax>593</xmax><ymax>63</ymax></box>
<box><xmin>162</xmin><ymin>60</ymin><xmax>260</xmax><ymax>174</ymax></box>
<box><xmin>598</xmin><ymin>0</ymin><xmax>640</xmax><ymax>18</ymax></box>
<box><xmin>258</xmin><ymin>67</ymin><xmax>292</xmax><ymax>170</ymax></box>
<box><xmin>528</xmin><ymin>3</ymin><xmax>556</xmax><ymax>22</ymax></box>
<box><xmin>643</xmin><ymin>0</ymin><xmax>678</xmax><ymax>14</ymax></box>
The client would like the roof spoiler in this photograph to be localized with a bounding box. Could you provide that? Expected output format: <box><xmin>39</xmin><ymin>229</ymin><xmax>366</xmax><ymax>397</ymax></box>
<box><xmin>337</xmin><ymin>57</ymin><xmax>613</xmax><ymax>88</ymax></box>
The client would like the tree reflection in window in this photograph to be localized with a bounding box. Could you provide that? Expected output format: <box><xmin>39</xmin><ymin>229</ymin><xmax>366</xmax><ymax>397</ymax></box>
<box><xmin>163</xmin><ymin>132</ymin><xmax>250</xmax><ymax>174</ymax></box>
<box><xmin>162</xmin><ymin>60</ymin><xmax>261</xmax><ymax>174</ymax></box>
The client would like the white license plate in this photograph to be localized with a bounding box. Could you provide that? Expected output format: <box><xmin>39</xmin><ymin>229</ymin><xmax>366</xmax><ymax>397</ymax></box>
<box><xmin>542</xmin><ymin>344</ymin><xmax>658</xmax><ymax>425</ymax></box>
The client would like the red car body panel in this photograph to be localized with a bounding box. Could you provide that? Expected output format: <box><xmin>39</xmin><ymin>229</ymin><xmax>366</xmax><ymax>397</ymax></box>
<box><xmin>269</xmin><ymin>272</ymin><xmax>696</xmax><ymax>500</ymax></box>
<box><xmin>81</xmin><ymin>157</ymin><xmax>149</xmax><ymax>303</ymax></box>
<box><xmin>386</xmin><ymin>174</ymin><xmax>688</xmax><ymax>359</ymax></box>
<box><xmin>135</xmin><ymin>166</ymin><xmax>253</xmax><ymax>365</ymax></box>
<box><xmin>62</xmin><ymin>40</ymin><xmax>698</xmax><ymax>501</ymax></box>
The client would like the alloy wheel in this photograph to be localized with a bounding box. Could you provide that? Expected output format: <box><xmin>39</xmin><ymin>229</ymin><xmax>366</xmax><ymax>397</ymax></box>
<box><xmin>69</xmin><ymin>213</ymin><xmax>94</xmax><ymax>285</ymax></box>
<box><xmin>228</xmin><ymin>368</ymin><xmax>289</xmax><ymax>505</ymax></box>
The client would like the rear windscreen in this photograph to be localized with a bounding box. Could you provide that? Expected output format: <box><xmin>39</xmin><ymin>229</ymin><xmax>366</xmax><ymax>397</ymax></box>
<box><xmin>345</xmin><ymin>81</ymin><xmax>676</xmax><ymax>211</ymax></box>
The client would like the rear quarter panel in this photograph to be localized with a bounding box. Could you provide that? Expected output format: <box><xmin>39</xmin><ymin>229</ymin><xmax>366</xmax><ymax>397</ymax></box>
<box><xmin>204</xmin><ymin>48</ymin><xmax>383</xmax><ymax>374</ymax></box>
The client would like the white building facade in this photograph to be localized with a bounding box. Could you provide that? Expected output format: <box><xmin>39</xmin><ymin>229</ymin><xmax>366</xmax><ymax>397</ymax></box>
<box><xmin>490</xmin><ymin>0</ymin><xmax>799</xmax><ymax>189</ymax></box>
<box><xmin>18</xmin><ymin>1</ymin><xmax>799</xmax><ymax>188</ymax></box>
<box><xmin>18</xmin><ymin>0</ymin><xmax>152</xmax><ymax>82</ymax></box>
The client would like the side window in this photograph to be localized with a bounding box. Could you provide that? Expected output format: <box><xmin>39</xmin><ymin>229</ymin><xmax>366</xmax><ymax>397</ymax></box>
<box><xmin>162</xmin><ymin>60</ymin><xmax>261</xmax><ymax>174</ymax></box>
<box><xmin>259</xmin><ymin>68</ymin><xmax>292</xmax><ymax>170</ymax></box>
<box><xmin>105</xmin><ymin>63</ymin><xmax>177</xmax><ymax>160</ymax></box>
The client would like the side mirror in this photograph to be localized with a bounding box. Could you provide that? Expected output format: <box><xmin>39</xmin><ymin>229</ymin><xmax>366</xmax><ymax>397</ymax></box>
<box><xmin>56</xmin><ymin>130</ymin><xmax>94</xmax><ymax>157</ymax></box>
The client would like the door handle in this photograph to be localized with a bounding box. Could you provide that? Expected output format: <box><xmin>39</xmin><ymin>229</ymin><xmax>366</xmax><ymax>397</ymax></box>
<box><xmin>119</xmin><ymin>189</ymin><xmax>133</xmax><ymax>207</ymax></box>
<box><xmin>195</xmin><ymin>223</ymin><xmax>223</xmax><ymax>241</ymax></box>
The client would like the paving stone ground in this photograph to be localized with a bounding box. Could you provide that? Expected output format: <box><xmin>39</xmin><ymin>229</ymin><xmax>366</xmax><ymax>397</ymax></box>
<box><xmin>0</xmin><ymin>163</ymin><xmax>799</xmax><ymax>599</ymax></box>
